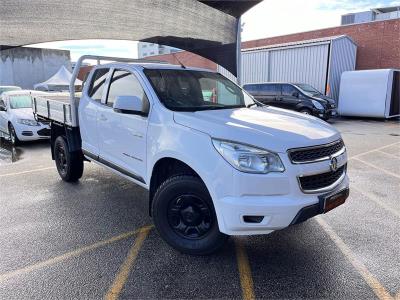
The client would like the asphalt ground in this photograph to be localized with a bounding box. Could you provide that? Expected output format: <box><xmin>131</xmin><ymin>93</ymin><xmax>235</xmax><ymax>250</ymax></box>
<box><xmin>0</xmin><ymin>117</ymin><xmax>399</xmax><ymax>300</ymax></box>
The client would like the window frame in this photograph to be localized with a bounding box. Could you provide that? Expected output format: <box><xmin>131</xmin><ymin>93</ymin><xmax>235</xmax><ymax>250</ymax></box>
<box><xmin>87</xmin><ymin>67</ymin><xmax>111</xmax><ymax>103</ymax></box>
<box><xmin>104</xmin><ymin>67</ymin><xmax>151</xmax><ymax>117</ymax></box>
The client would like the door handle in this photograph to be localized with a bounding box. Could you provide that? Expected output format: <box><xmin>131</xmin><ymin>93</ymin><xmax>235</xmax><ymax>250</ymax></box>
<box><xmin>99</xmin><ymin>114</ymin><xmax>107</xmax><ymax>121</ymax></box>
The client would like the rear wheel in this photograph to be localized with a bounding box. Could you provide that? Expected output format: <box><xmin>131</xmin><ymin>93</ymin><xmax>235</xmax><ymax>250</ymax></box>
<box><xmin>152</xmin><ymin>175</ymin><xmax>227</xmax><ymax>255</ymax></box>
<box><xmin>8</xmin><ymin>123</ymin><xmax>20</xmax><ymax>146</ymax></box>
<box><xmin>54</xmin><ymin>136</ymin><xmax>83</xmax><ymax>182</ymax></box>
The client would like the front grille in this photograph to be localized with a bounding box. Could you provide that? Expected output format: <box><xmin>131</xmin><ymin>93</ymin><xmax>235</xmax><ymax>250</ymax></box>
<box><xmin>288</xmin><ymin>139</ymin><xmax>344</xmax><ymax>163</ymax></box>
<box><xmin>299</xmin><ymin>164</ymin><xmax>346</xmax><ymax>192</ymax></box>
<box><xmin>37</xmin><ymin>128</ymin><xmax>50</xmax><ymax>136</ymax></box>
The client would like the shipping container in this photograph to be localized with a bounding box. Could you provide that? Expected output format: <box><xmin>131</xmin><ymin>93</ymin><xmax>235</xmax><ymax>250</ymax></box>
<box><xmin>218</xmin><ymin>35</ymin><xmax>357</xmax><ymax>103</ymax></box>
<box><xmin>338</xmin><ymin>69</ymin><xmax>400</xmax><ymax>118</ymax></box>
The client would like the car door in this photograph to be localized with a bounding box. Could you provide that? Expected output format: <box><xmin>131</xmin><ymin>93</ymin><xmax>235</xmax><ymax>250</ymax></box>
<box><xmin>97</xmin><ymin>68</ymin><xmax>149</xmax><ymax>181</ymax></box>
<box><xmin>262</xmin><ymin>84</ymin><xmax>284</xmax><ymax>107</ymax></box>
<box><xmin>254</xmin><ymin>84</ymin><xmax>273</xmax><ymax>105</ymax></box>
<box><xmin>79</xmin><ymin>67</ymin><xmax>110</xmax><ymax>157</ymax></box>
<box><xmin>0</xmin><ymin>96</ymin><xmax>9</xmax><ymax>133</ymax></box>
<box><xmin>280</xmin><ymin>84</ymin><xmax>301</xmax><ymax>110</ymax></box>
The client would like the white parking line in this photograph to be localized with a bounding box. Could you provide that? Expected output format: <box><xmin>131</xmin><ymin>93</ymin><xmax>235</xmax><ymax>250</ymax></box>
<box><xmin>377</xmin><ymin>150</ymin><xmax>400</xmax><ymax>160</ymax></box>
<box><xmin>349</xmin><ymin>142</ymin><xmax>400</xmax><ymax>160</ymax></box>
<box><xmin>0</xmin><ymin>166</ymin><xmax>55</xmax><ymax>178</ymax></box>
<box><xmin>352</xmin><ymin>186</ymin><xmax>400</xmax><ymax>219</ymax></box>
<box><xmin>316</xmin><ymin>217</ymin><xmax>394</xmax><ymax>300</ymax></box>
<box><xmin>352</xmin><ymin>157</ymin><xmax>400</xmax><ymax>179</ymax></box>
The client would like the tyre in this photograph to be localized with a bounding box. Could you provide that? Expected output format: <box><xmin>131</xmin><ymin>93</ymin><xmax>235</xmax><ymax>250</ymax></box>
<box><xmin>299</xmin><ymin>108</ymin><xmax>312</xmax><ymax>115</ymax></box>
<box><xmin>152</xmin><ymin>175</ymin><xmax>227</xmax><ymax>255</ymax></box>
<box><xmin>8</xmin><ymin>123</ymin><xmax>20</xmax><ymax>146</ymax></box>
<box><xmin>54</xmin><ymin>136</ymin><xmax>84</xmax><ymax>182</ymax></box>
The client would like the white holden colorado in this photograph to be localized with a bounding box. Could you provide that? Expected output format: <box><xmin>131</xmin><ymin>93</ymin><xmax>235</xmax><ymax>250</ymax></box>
<box><xmin>34</xmin><ymin>56</ymin><xmax>349</xmax><ymax>255</ymax></box>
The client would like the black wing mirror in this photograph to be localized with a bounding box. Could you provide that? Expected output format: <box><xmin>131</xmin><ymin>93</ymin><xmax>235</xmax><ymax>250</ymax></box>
<box><xmin>292</xmin><ymin>92</ymin><xmax>299</xmax><ymax>98</ymax></box>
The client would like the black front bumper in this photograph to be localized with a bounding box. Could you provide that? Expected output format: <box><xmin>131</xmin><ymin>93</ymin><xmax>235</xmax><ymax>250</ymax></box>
<box><xmin>290</xmin><ymin>186</ymin><xmax>350</xmax><ymax>226</ymax></box>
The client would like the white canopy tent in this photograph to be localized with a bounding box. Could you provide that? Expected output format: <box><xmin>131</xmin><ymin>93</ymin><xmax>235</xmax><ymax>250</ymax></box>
<box><xmin>34</xmin><ymin>66</ymin><xmax>82</xmax><ymax>91</ymax></box>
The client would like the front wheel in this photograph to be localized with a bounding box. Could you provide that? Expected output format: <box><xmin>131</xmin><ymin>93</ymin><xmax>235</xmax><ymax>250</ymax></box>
<box><xmin>152</xmin><ymin>175</ymin><xmax>227</xmax><ymax>255</ymax></box>
<box><xmin>299</xmin><ymin>108</ymin><xmax>312</xmax><ymax>115</ymax></box>
<box><xmin>54</xmin><ymin>136</ymin><xmax>83</xmax><ymax>182</ymax></box>
<box><xmin>8</xmin><ymin>123</ymin><xmax>20</xmax><ymax>146</ymax></box>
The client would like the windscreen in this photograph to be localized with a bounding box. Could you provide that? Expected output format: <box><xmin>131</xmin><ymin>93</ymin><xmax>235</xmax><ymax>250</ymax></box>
<box><xmin>295</xmin><ymin>84</ymin><xmax>321</xmax><ymax>95</ymax></box>
<box><xmin>144</xmin><ymin>69</ymin><xmax>255</xmax><ymax>111</ymax></box>
<box><xmin>10</xmin><ymin>95</ymin><xmax>32</xmax><ymax>109</ymax></box>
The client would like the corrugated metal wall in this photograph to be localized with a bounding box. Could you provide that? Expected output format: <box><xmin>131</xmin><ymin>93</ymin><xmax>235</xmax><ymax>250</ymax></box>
<box><xmin>328</xmin><ymin>37</ymin><xmax>357</xmax><ymax>101</ymax></box>
<box><xmin>268</xmin><ymin>43</ymin><xmax>330</xmax><ymax>93</ymax></box>
<box><xmin>217</xmin><ymin>36</ymin><xmax>357</xmax><ymax>102</ymax></box>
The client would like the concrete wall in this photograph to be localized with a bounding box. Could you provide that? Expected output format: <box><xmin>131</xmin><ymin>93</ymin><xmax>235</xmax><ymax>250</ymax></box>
<box><xmin>0</xmin><ymin>47</ymin><xmax>71</xmax><ymax>89</ymax></box>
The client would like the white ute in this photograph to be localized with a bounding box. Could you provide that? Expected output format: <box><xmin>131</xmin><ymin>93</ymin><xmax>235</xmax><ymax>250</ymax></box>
<box><xmin>34</xmin><ymin>56</ymin><xmax>349</xmax><ymax>255</ymax></box>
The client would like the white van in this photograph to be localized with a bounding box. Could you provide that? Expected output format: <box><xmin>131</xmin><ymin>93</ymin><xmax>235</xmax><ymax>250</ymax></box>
<box><xmin>33</xmin><ymin>56</ymin><xmax>349</xmax><ymax>255</ymax></box>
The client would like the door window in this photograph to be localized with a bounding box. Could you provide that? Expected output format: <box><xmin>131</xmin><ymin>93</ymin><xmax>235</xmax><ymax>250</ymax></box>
<box><xmin>282</xmin><ymin>85</ymin><xmax>298</xmax><ymax>97</ymax></box>
<box><xmin>106</xmin><ymin>69</ymin><xmax>149</xmax><ymax>109</ymax></box>
<box><xmin>88</xmin><ymin>68</ymin><xmax>109</xmax><ymax>101</ymax></box>
<box><xmin>0</xmin><ymin>99</ymin><xmax>6</xmax><ymax>109</ymax></box>
<box><xmin>260</xmin><ymin>84</ymin><xmax>280</xmax><ymax>95</ymax></box>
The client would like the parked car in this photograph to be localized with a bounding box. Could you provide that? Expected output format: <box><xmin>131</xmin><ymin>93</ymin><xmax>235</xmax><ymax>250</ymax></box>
<box><xmin>0</xmin><ymin>86</ymin><xmax>22</xmax><ymax>96</ymax></box>
<box><xmin>34</xmin><ymin>55</ymin><xmax>349</xmax><ymax>255</ymax></box>
<box><xmin>0</xmin><ymin>91</ymin><xmax>51</xmax><ymax>145</ymax></box>
<box><xmin>243</xmin><ymin>83</ymin><xmax>337</xmax><ymax>120</ymax></box>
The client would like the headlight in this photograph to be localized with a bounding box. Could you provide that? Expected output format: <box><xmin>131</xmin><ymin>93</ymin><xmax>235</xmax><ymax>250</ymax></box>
<box><xmin>311</xmin><ymin>100</ymin><xmax>324</xmax><ymax>110</ymax></box>
<box><xmin>212</xmin><ymin>139</ymin><xmax>285</xmax><ymax>174</ymax></box>
<box><xmin>17</xmin><ymin>119</ymin><xmax>39</xmax><ymax>126</ymax></box>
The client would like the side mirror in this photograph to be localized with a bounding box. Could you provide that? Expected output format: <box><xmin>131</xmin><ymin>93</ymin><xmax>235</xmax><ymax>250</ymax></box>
<box><xmin>292</xmin><ymin>92</ymin><xmax>299</xmax><ymax>98</ymax></box>
<box><xmin>0</xmin><ymin>105</ymin><xmax>6</xmax><ymax>112</ymax></box>
<box><xmin>113</xmin><ymin>95</ymin><xmax>146</xmax><ymax>116</ymax></box>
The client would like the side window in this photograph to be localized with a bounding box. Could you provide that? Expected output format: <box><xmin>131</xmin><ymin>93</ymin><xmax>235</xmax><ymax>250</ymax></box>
<box><xmin>88</xmin><ymin>68</ymin><xmax>109</xmax><ymax>101</ymax></box>
<box><xmin>282</xmin><ymin>85</ymin><xmax>298</xmax><ymax>97</ymax></box>
<box><xmin>260</xmin><ymin>84</ymin><xmax>280</xmax><ymax>95</ymax></box>
<box><xmin>243</xmin><ymin>84</ymin><xmax>259</xmax><ymax>95</ymax></box>
<box><xmin>106</xmin><ymin>69</ymin><xmax>149</xmax><ymax>109</ymax></box>
<box><xmin>0</xmin><ymin>98</ymin><xmax>6</xmax><ymax>109</ymax></box>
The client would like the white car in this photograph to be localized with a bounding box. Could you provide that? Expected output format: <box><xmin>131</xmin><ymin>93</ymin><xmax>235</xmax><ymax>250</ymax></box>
<box><xmin>0</xmin><ymin>86</ymin><xmax>22</xmax><ymax>96</ymax></box>
<box><xmin>0</xmin><ymin>91</ymin><xmax>51</xmax><ymax>145</ymax></box>
<box><xmin>34</xmin><ymin>56</ymin><xmax>349</xmax><ymax>255</ymax></box>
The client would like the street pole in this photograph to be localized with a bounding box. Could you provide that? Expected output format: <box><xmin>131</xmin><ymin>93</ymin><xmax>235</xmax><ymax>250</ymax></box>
<box><xmin>236</xmin><ymin>17</ymin><xmax>242</xmax><ymax>86</ymax></box>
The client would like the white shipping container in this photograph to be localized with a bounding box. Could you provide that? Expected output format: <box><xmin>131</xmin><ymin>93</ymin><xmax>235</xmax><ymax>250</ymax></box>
<box><xmin>338</xmin><ymin>69</ymin><xmax>400</xmax><ymax>119</ymax></box>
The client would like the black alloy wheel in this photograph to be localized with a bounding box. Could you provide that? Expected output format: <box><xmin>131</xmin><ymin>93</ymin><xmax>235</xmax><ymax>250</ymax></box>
<box><xmin>167</xmin><ymin>194</ymin><xmax>213</xmax><ymax>240</ymax></box>
<box><xmin>53</xmin><ymin>136</ymin><xmax>84</xmax><ymax>182</ymax></box>
<box><xmin>55</xmin><ymin>140</ymin><xmax>68</xmax><ymax>176</ymax></box>
<box><xmin>152</xmin><ymin>175</ymin><xmax>228</xmax><ymax>255</ymax></box>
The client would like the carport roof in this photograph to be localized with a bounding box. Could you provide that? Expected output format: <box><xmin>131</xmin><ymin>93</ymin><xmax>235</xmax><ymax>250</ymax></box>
<box><xmin>0</xmin><ymin>0</ymin><xmax>262</xmax><ymax>76</ymax></box>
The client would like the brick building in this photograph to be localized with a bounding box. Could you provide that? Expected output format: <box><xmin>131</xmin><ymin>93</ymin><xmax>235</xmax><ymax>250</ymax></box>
<box><xmin>149</xmin><ymin>19</ymin><xmax>400</xmax><ymax>72</ymax></box>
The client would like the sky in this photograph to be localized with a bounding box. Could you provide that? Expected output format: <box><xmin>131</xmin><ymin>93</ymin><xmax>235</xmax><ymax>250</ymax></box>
<box><xmin>31</xmin><ymin>0</ymin><xmax>400</xmax><ymax>62</ymax></box>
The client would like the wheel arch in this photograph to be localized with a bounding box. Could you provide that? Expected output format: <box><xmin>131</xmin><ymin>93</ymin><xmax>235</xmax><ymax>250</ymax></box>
<box><xmin>148</xmin><ymin>157</ymin><xmax>206</xmax><ymax>216</ymax></box>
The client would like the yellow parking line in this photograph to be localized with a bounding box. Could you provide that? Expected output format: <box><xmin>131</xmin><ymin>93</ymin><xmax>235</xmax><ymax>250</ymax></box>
<box><xmin>235</xmin><ymin>239</ymin><xmax>255</xmax><ymax>300</ymax></box>
<box><xmin>352</xmin><ymin>186</ymin><xmax>400</xmax><ymax>219</ymax></box>
<box><xmin>350</xmin><ymin>142</ymin><xmax>400</xmax><ymax>160</ymax></box>
<box><xmin>316</xmin><ymin>217</ymin><xmax>394</xmax><ymax>300</ymax></box>
<box><xmin>105</xmin><ymin>226</ymin><xmax>152</xmax><ymax>300</ymax></box>
<box><xmin>352</xmin><ymin>157</ymin><xmax>400</xmax><ymax>179</ymax></box>
<box><xmin>0</xmin><ymin>166</ymin><xmax>55</xmax><ymax>177</ymax></box>
<box><xmin>0</xmin><ymin>228</ymin><xmax>145</xmax><ymax>283</ymax></box>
